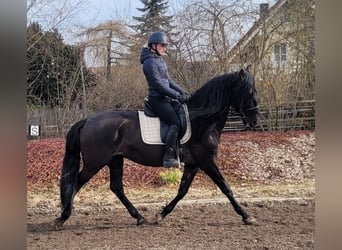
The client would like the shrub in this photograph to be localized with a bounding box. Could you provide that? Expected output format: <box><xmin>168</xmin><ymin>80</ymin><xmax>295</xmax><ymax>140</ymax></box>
<box><xmin>158</xmin><ymin>169</ymin><xmax>182</xmax><ymax>186</ymax></box>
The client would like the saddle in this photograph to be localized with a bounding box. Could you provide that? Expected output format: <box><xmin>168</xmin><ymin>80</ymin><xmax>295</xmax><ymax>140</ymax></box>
<box><xmin>138</xmin><ymin>98</ymin><xmax>191</xmax><ymax>145</ymax></box>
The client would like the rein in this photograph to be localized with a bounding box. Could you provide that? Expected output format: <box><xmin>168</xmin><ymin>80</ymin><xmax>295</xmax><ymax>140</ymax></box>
<box><xmin>245</xmin><ymin>105</ymin><xmax>259</xmax><ymax>112</ymax></box>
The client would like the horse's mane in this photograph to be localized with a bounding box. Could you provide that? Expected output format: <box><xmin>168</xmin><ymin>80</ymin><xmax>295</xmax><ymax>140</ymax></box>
<box><xmin>188</xmin><ymin>71</ymin><xmax>241</xmax><ymax>120</ymax></box>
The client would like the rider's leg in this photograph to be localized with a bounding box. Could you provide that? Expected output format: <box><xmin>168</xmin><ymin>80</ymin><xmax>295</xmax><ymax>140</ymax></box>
<box><xmin>148</xmin><ymin>96</ymin><xmax>181</xmax><ymax>168</ymax></box>
<box><xmin>163</xmin><ymin>124</ymin><xmax>179</xmax><ymax>167</ymax></box>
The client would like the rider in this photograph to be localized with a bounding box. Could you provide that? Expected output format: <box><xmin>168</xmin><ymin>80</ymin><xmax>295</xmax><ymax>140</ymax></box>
<box><xmin>140</xmin><ymin>31</ymin><xmax>189</xmax><ymax>168</ymax></box>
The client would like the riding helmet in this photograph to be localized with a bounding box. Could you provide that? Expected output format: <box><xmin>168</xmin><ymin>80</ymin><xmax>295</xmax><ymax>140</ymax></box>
<box><xmin>148</xmin><ymin>31</ymin><xmax>168</xmax><ymax>47</ymax></box>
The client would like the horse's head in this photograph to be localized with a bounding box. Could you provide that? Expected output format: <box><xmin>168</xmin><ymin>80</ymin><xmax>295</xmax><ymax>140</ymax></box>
<box><xmin>188</xmin><ymin>67</ymin><xmax>259</xmax><ymax>130</ymax></box>
<box><xmin>235</xmin><ymin>66</ymin><xmax>259</xmax><ymax>129</ymax></box>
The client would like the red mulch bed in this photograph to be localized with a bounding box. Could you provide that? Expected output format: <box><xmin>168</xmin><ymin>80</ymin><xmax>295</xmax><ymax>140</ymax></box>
<box><xmin>27</xmin><ymin>131</ymin><xmax>311</xmax><ymax>190</ymax></box>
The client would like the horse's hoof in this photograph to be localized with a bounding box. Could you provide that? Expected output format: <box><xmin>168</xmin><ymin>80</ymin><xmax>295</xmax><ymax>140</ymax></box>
<box><xmin>136</xmin><ymin>217</ymin><xmax>146</xmax><ymax>226</ymax></box>
<box><xmin>243</xmin><ymin>216</ymin><xmax>258</xmax><ymax>226</ymax></box>
<box><xmin>53</xmin><ymin>218</ymin><xmax>64</xmax><ymax>231</ymax></box>
<box><xmin>154</xmin><ymin>213</ymin><xmax>164</xmax><ymax>224</ymax></box>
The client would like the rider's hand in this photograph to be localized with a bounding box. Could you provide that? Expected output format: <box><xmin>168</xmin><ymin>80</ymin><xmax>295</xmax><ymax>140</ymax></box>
<box><xmin>177</xmin><ymin>94</ymin><xmax>189</xmax><ymax>104</ymax></box>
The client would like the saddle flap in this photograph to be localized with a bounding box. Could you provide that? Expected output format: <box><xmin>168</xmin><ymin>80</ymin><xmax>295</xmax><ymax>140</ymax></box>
<box><xmin>138</xmin><ymin>104</ymin><xmax>192</xmax><ymax>145</ymax></box>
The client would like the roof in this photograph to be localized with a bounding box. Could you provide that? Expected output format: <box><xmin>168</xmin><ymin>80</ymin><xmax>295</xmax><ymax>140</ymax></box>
<box><xmin>228</xmin><ymin>0</ymin><xmax>288</xmax><ymax>62</ymax></box>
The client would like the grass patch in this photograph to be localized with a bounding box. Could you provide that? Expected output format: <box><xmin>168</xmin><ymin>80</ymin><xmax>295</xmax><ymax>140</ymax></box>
<box><xmin>158</xmin><ymin>169</ymin><xmax>182</xmax><ymax>186</ymax></box>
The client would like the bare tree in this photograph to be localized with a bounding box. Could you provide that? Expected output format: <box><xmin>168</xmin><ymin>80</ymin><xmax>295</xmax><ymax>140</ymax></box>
<box><xmin>27</xmin><ymin>0</ymin><xmax>85</xmax><ymax>52</ymax></box>
<box><xmin>168</xmin><ymin>0</ymin><xmax>256</xmax><ymax>93</ymax></box>
<box><xmin>77</xmin><ymin>21</ymin><xmax>147</xmax><ymax>111</ymax></box>
<box><xmin>81</xmin><ymin>21</ymin><xmax>133</xmax><ymax>78</ymax></box>
<box><xmin>234</xmin><ymin>0</ymin><xmax>315</xmax><ymax>130</ymax></box>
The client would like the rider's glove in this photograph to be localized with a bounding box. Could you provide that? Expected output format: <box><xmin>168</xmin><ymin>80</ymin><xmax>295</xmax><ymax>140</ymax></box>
<box><xmin>177</xmin><ymin>94</ymin><xmax>189</xmax><ymax>104</ymax></box>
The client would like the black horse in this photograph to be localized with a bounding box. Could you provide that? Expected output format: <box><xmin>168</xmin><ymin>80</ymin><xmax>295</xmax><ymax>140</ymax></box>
<box><xmin>54</xmin><ymin>67</ymin><xmax>259</xmax><ymax>230</ymax></box>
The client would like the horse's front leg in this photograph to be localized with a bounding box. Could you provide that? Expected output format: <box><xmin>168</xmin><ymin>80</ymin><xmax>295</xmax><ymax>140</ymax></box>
<box><xmin>157</xmin><ymin>165</ymin><xmax>198</xmax><ymax>222</ymax></box>
<box><xmin>200</xmin><ymin>160</ymin><xmax>257</xmax><ymax>225</ymax></box>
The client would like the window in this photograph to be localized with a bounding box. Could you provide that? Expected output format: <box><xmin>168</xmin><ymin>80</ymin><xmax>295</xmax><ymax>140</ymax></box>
<box><xmin>274</xmin><ymin>43</ymin><xmax>287</xmax><ymax>63</ymax></box>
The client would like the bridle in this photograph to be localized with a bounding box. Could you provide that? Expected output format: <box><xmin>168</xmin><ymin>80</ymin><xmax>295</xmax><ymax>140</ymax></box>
<box><xmin>238</xmin><ymin>96</ymin><xmax>259</xmax><ymax>114</ymax></box>
<box><xmin>245</xmin><ymin>105</ymin><xmax>259</xmax><ymax>112</ymax></box>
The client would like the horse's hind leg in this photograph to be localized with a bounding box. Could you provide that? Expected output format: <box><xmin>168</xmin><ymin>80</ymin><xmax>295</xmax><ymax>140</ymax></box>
<box><xmin>54</xmin><ymin>167</ymin><xmax>100</xmax><ymax>230</ymax></box>
<box><xmin>108</xmin><ymin>156</ymin><xmax>146</xmax><ymax>225</ymax></box>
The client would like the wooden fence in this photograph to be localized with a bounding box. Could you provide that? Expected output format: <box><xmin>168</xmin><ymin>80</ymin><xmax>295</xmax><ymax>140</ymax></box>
<box><xmin>224</xmin><ymin>100</ymin><xmax>315</xmax><ymax>132</ymax></box>
<box><xmin>27</xmin><ymin>100</ymin><xmax>315</xmax><ymax>139</ymax></box>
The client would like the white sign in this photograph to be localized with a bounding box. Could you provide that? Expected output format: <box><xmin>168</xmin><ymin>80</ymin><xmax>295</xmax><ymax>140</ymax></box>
<box><xmin>29</xmin><ymin>125</ymin><xmax>40</xmax><ymax>136</ymax></box>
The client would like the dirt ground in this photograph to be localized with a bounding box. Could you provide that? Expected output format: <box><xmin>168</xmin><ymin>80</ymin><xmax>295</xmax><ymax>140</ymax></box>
<box><xmin>27</xmin><ymin>183</ymin><xmax>315</xmax><ymax>250</ymax></box>
<box><xmin>27</xmin><ymin>131</ymin><xmax>315</xmax><ymax>249</ymax></box>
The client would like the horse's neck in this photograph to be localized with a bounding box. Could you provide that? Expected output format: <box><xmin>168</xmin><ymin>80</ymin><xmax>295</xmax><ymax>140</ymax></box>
<box><xmin>190</xmin><ymin>107</ymin><xmax>230</xmax><ymax>139</ymax></box>
<box><xmin>210</xmin><ymin>110</ymin><xmax>230</xmax><ymax>134</ymax></box>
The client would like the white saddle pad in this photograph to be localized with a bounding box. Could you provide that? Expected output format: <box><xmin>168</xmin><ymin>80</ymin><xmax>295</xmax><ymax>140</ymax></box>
<box><xmin>138</xmin><ymin>104</ymin><xmax>191</xmax><ymax>145</ymax></box>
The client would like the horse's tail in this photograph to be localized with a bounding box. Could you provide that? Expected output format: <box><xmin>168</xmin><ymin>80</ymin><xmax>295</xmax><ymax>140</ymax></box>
<box><xmin>60</xmin><ymin>119</ymin><xmax>87</xmax><ymax>209</ymax></box>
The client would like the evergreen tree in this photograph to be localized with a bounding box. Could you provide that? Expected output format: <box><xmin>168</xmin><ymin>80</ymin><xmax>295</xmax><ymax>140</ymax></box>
<box><xmin>131</xmin><ymin>0</ymin><xmax>176</xmax><ymax>46</ymax></box>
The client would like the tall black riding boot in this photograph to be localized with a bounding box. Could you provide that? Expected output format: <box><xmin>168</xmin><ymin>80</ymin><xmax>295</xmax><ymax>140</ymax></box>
<box><xmin>163</xmin><ymin>125</ymin><xmax>179</xmax><ymax>168</ymax></box>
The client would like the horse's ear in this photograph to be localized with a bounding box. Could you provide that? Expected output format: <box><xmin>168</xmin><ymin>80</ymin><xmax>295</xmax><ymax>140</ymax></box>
<box><xmin>239</xmin><ymin>69</ymin><xmax>246</xmax><ymax>81</ymax></box>
<box><xmin>246</xmin><ymin>64</ymin><xmax>251</xmax><ymax>72</ymax></box>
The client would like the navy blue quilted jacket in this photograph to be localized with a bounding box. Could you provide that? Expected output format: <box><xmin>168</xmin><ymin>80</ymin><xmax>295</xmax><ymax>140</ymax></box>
<box><xmin>140</xmin><ymin>48</ymin><xmax>185</xmax><ymax>99</ymax></box>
